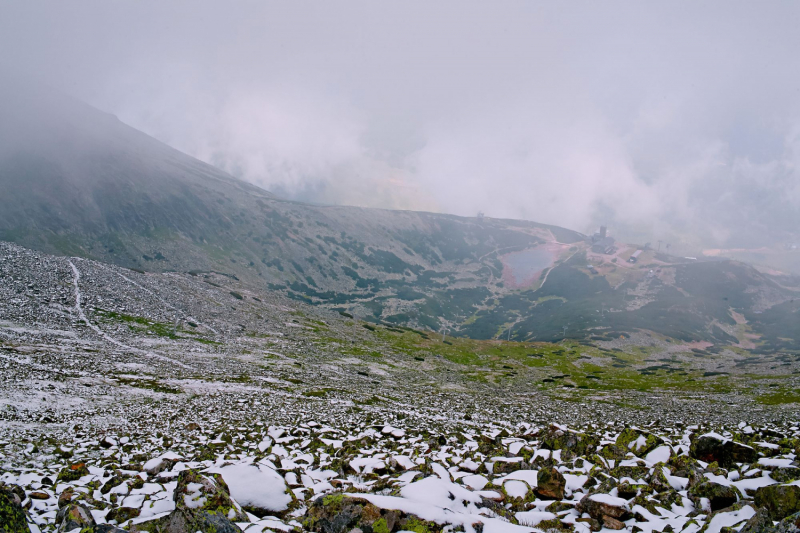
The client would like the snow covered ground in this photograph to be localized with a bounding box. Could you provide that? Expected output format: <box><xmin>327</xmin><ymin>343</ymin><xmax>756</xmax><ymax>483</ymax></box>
<box><xmin>1</xmin><ymin>242</ymin><xmax>800</xmax><ymax>532</ymax></box>
<box><xmin>2</xmin><ymin>419</ymin><xmax>799</xmax><ymax>532</ymax></box>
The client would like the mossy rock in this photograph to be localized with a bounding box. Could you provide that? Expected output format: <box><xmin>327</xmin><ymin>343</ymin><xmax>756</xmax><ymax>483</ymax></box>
<box><xmin>771</xmin><ymin>467</ymin><xmax>800</xmax><ymax>484</ymax></box>
<box><xmin>107</xmin><ymin>506</ymin><xmax>141</xmax><ymax>524</ymax></box>
<box><xmin>739</xmin><ymin>507</ymin><xmax>775</xmax><ymax>533</ymax></box>
<box><xmin>174</xmin><ymin>469</ymin><xmax>248</xmax><ymax>522</ymax></box>
<box><xmin>610</xmin><ymin>464</ymin><xmax>649</xmax><ymax>480</ymax></box>
<box><xmin>539</xmin><ymin>425</ymin><xmax>599</xmax><ymax>458</ymax></box>
<box><xmin>535</xmin><ymin>467</ymin><xmax>566</xmax><ymax>500</ymax></box>
<box><xmin>532</xmin><ymin>518</ymin><xmax>574</xmax><ymax>532</ymax></box>
<box><xmin>161</xmin><ymin>508</ymin><xmax>243</xmax><ymax>533</ymax></box>
<box><xmin>0</xmin><ymin>487</ymin><xmax>30</xmax><ymax>533</ymax></box>
<box><xmin>55</xmin><ymin>503</ymin><xmax>95</xmax><ymax>533</ymax></box>
<box><xmin>775</xmin><ymin>511</ymin><xmax>800</xmax><ymax>532</ymax></box>
<box><xmin>630</xmin><ymin>493</ymin><xmax>659</xmax><ymax>515</ymax></box>
<box><xmin>669</xmin><ymin>459</ymin><xmax>704</xmax><ymax>488</ymax></box>
<box><xmin>57</xmin><ymin>463</ymin><xmax>90</xmax><ymax>483</ymax></box>
<box><xmin>306</xmin><ymin>494</ymin><xmax>442</xmax><ymax>533</ymax></box>
<box><xmin>755</xmin><ymin>484</ymin><xmax>800</xmax><ymax>520</ymax></box>
<box><xmin>491</xmin><ymin>459</ymin><xmax>529</xmax><ymax>476</ymax></box>
<box><xmin>617</xmin><ymin>481</ymin><xmax>648</xmax><ymax>500</ymax></box>
<box><xmin>101</xmin><ymin>476</ymin><xmax>125</xmax><ymax>495</ymax></box>
<box><xmin>647</xmin><ymin>463</ymin><xmax>672</xmax><ymax>493</ymax></box>
<box><xmin>544</xmin><ymin>501</ymin><xmax>575</xmax><ymax>513</ymax></box>
<box><xmin>689</xmin><ymin>481</ymin><xmax>741</xmax><ymax>512</ymax></box>
<box><xmin>616</xmin><ymin>428</ymin><xmax>660</xmax><ymax>455</ymax></box>
<box><xmin>598</xmin><ymin>444</ymin><xmax>626</xmax><ymax>460</ymax></box>
<box><xmin>654</xmin><ymin>489</ymin><xmax>683</xmax><ymax>509</ymax></box>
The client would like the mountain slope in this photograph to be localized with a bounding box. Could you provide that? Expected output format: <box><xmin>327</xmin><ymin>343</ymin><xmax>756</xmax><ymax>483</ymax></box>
<box><xmin>1</xmin><ymin>80</ymin><xmax>798</xmax><ymax>351</ymax></box>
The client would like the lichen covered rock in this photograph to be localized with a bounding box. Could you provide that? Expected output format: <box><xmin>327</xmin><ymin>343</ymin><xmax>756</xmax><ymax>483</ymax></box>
<box><xmin>305</xmin><ymin>494</ymin><xmax>442</xmax><ymax>533</ymax></box>
<box><xmin>688</xmin><ymin>481</ymin><xmax>740</xmax><ymax>512</ymax></box>
<box><xmin>755</xmin><ymin>483</ymin><xmax>800</xmax><ymax>521</ymax></box>
<box><xmin>540</xmin><ymin>425</ymin><xmax>598</xmax><ymax>458</ymax></box>
<box><xmin>535</xmin><ymin>466</ymin><xmax>566</xmax><ymax>500</ymax></box>
<box><xmin>616</xmin><ymin>428</ymin><xmax>659</xmax><ymax>456</ymax></box>
<box><xmin>139</xmin><ymin>469</ymin><xmax>249</xmax><ymax>533</ymax></box>
<box><xmin>56</xmin><ymin>463</ymin><xmax>90</xmax><ymax>483</ymax></box>
<box><xmin>0</xmin><ymin>486</ymin><xmax>31</xmax><ymax>533</ymax></box>
<box><xmin>689</xmin><ymin>434</ymin><xmax>757</xmax><ymax>468</ymax></box>
<box><xmin>55</xmin><ymin>503</ymin><xmax>96</xmax><ymax>533</ymax></box>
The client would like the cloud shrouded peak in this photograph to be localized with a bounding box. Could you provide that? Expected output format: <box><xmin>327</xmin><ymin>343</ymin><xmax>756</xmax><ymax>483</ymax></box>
<box><xmin>2</xmin><ymin>1</ymin><xmax>800</xmax><ymax>252</ymax></box>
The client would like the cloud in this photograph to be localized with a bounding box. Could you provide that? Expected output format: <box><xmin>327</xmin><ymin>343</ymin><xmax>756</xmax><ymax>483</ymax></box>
<box><xmin>2</xmin><ymin>1</ymin><xmax>800</xmax><ymax>250</ymax></box>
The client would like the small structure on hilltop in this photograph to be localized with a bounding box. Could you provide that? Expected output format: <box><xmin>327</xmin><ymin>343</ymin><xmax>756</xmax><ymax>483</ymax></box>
<box><xmin>590</xmin><ymin>225</ymin><xmax>607</xmax><ymax>242</ymax></box>
<box><xmin>591</xmin><ymin>236</ymin><xmax>616</xmax><ymax>254</ymax></box>
<box><xmin>589</xmin><ymin>226</ymin><xmax>616</xmax><ymax>254</ymax></box>
<box><xmin>629</xmin><ymin>249</ymin><xmax>643</xmax><ymax>263</ymax></box>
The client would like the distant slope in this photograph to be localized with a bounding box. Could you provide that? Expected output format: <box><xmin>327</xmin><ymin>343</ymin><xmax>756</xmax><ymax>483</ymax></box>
<box><xmin>0</xmin><ymin>80</ymin><xmax>275</xmax><ymax>261</ymax></box>
<box><xmin>1</xmin><ymin>80</ymin><xmax>798</xmax><ymax>351</ymax></box>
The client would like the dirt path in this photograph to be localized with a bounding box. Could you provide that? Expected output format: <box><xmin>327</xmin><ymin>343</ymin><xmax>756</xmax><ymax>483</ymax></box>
<box><xmin>69</xmin><ymin>259</ymin><xmax>191</xmax><ymax>369</ymax></box>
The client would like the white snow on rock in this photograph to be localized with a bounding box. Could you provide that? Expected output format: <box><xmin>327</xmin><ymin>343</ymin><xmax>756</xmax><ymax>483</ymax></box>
<box><xmin>208</xmin><ymin>463</ymin><xmax>292</xmax><ymax>513</ymax></box>
<box><xmin>704</xmin><ymin>505</ymin><xmax>756</xmax><ymax>533</ymax></box>
<box><xmin>503</xmin><ymin>480</ymin><xmax>529</xmax><ymax>498</ymax></box>
<box><xmin>515</xmin><ymin>511</ymin><xmax>556</xmax><ymax>527</ymax></box>
<box><xmin>645</xmin><ymin>445</ymin><xmax>671</xmax><ymax>464</ymax></box>
<box><xmin>588</xmin><ymin>493</ymin><xmax>628</xmax><ymax>507</ymax></box>
<box><xmin>461</xmin><ymin>474</ymin><xmax>489</xmax><ymax>490</ymax></box>
<box><xmin>757</xmin><ymin>457</ymin><xmax>794</xmax><ymax>468</ymax></box>
<box><xmin>496</xmin><ymin>469</ymin><xmax>539</xmax><ymax>488</ymax></box>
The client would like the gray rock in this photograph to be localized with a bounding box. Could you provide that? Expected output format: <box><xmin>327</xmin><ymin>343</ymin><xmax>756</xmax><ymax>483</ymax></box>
<box><xmin>55</xmin><ymin>503</ymin><xmax>96</xmax><ymax>533</ymax></box>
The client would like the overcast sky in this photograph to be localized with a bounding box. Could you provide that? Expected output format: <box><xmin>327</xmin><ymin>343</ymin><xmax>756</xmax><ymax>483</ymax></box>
<box><xmin>2</xmin><ymin>1</ymin><xmax>800</xmax><ymax>250</ymax></box>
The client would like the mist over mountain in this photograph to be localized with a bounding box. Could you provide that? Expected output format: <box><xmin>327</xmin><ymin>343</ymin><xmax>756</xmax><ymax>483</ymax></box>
<box><xmin>4</xmin><ymin>2</ymin><xmax>800</xmax><ymax>263</ymax></box>
<box><xmin>2</xmin><ymin>80</ymin><xmax>799</xmax><ymax>352</ymax></box>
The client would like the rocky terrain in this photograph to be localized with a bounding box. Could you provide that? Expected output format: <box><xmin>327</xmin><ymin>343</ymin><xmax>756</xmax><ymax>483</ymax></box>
<box><xmin>1</xmin><ymin>241</ymin><xmax>800</xmax><ymax>532</ymax></box>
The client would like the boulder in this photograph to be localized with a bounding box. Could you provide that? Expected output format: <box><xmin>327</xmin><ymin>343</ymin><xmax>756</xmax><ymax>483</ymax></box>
<box><xmin>688</xmin><ymin>481</ymin><xmax>740</xmax><ymax>512</ymax></box>
<box><xmin>161</xmin><ymin>509</ymin><xmax>242</xmax><ymax>533</ymax></box>
<box><xmin>305</xmin><ymin>493</ymin><xmax>442</xmax><ymax>533</ymax></box>
<box><xmin>774</xmin><ymin>511</ymin><xmax>800</xmax><ymax>532</ymax></box>
<box><xmin>617</xmin><ymin>481</ymin><xmax>647</xmax><ymax>500</ymax></box>
<box><xmin>100</xmin><ymin>475</ymin><xmax>125</xmax><ymax>495</ymax></box>
<box><xmin>772</xmin><ymin>468</ymin><xmax>800</xmax><ymax>484</ymax></box>
<box><xmin>535</xmin><ymin>467</ymin><xmax>566</xmax><ymax>500</ymax></box>
<box><xmin>149</xmin><ymin>469</ymin><xmax>248</xmax><ymax>533</ymax></box>
<box><xmin>95</xmin><ymin>526</ymin><xmax>127</xmax><ymax>533</ymax></box>
<box><xmin>668</xmin><ymin>455</ymin><xmax>703</xmax><ymax>487</ymax></box>
<box><xmin>740</xmin><ymin>507</ymin><xmax>776</xmax><ymax>533</ymax></box>
<box><xmin>106</xmin><ymin>506</ymin><xmax>141</xmax><ymax>524</ymax></box>
<box><xmin>208</xmin><ymin>463</ymin><xmax>295</xmax><ymax>517</ymax></box>
<box><xmin>0</xmin><ymin>486</ymin><xmax>31</xmax><ymax>533</ymax></box>
<box><xmin>143</xmin><ymin>452</ymin><xmax>182</xmax><ymax>475</ymax></box>
<box><xmin>647</xmin><ymin>464</ymin><xmax>672</xmax><ymax>493</ymax></box>
<box><xmin>616</xmin><ymin>428</ymin><xmax>660</xmax><ymax>456</ymax></box>
<box><xmin>755</xmin><ymin>484</ymin><xmax>800</xmax><ymax>521</ymax></box>
<box><xmin>577</xmin><ymin>493</ymin><xmax>630</xmax><ymax>525</ymax></box>
<box><xmin>55</xmin><ymin>503</ymin><xmax>96</xmax><ymax>533</ymax></box>
<box><xmin>490</xmin><ymin>459</ymin><xmax>530</xmax><ymax>476</ymax></box>
<box><xmin>689</xmin><ymin>434</ymin><xmax>757</xmax><ymax>468</ymax></box>
<box><xmin>56</xmin><ymin>463</ymin><xmax>90</xmax><ymax>483</ymax></box>
<box><xmin>539</xmin><ymin>425</ymin><xmax>598</xmax><ymax>458</ymax></box>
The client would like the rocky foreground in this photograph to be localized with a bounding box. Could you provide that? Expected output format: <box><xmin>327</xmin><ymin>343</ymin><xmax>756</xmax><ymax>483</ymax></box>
<box><xmin>2</xmin><ymin>419</ymin><xmax>800</xmax><ymax>533</ymax></box>
<box><xmin>1</xmin><ymin>241</ymin><xmax>800</xmax><ymax>532</ymax></box>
